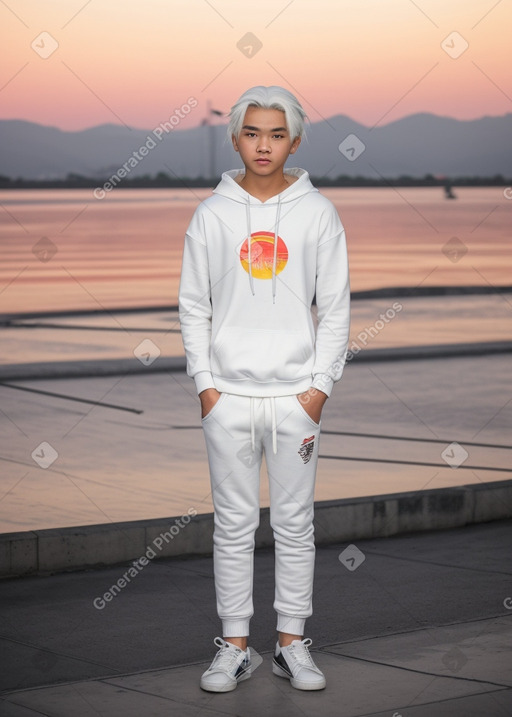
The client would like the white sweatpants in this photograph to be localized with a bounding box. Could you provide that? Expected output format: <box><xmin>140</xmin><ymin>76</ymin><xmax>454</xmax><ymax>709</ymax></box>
<box><xmin>201</xmin><ymin>393</ymin><xmax>321</xmax><ymax>638</ymax></box>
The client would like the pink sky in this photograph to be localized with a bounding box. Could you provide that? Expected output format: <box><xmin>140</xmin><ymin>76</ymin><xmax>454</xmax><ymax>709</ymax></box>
<box><xmin>1</xmin><ymin>0</ymin><xmax>511</xmax><ymax>130</ymax></box>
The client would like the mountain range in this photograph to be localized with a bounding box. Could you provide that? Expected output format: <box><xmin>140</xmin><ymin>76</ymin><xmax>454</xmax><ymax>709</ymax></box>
<box><xmin>1</xmin><ymin>113</ymin><xmax>511</xmax><ymax>180</ymax></box>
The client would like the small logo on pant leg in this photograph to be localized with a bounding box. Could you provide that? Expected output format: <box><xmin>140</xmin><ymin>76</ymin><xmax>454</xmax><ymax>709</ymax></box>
<box><xmin>298</xmin><ymin>435</ymin><xmax>315</xmax><ymax>464</ymax></box>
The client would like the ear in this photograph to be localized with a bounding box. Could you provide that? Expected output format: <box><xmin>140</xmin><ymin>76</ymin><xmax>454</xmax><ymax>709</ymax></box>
<box><xmin>232</xmin><ymin>135</ymin><xmax>240</xmax><ymax>153</ymax></box>
<box><xmin>289</xmin><ymin>136</ymin><xmax>301</xmax><ymax>155</ymax></box>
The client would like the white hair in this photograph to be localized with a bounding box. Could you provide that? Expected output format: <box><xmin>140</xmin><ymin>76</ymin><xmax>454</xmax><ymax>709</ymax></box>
<box><xmin>227</xmin><ymin>86</ymin><xmax>307</xmax><ymax>141</ymax></box>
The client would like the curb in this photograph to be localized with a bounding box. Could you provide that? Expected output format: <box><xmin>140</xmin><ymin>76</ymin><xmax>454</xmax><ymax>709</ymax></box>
<box><xmin>1</xmin><ymin>342</ymin><xmax>512</xmax><ymax>381</ymax></box>
<box><xmin>1</xmin><ymin>480</ymin><xmax>511</xmax><ymax>578</ymax></box>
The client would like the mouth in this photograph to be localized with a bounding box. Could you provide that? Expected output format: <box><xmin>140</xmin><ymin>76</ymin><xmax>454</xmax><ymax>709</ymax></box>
<box><xmin>255</xmin><ymin>158</ymin><xmax>271</xmax><ymax>165</ymax></box>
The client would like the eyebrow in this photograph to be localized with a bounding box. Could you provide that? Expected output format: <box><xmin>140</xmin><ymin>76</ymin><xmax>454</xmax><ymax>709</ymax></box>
<box><xmin>242</xmin><ymin>125</ymin><xmax>288</xmax><ymax>132</ymax></box>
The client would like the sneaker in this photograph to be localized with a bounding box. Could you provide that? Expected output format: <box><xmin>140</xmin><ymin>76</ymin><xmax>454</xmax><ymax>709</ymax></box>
<box><xmin>273</xmin><ymin>638</ymin><xmax>326</xmax><ymax>690</ymax></box>
<box><xmin>200</xmin><ymin>637</ymin><xmax>252</xmax><ymax>692</ymax></box>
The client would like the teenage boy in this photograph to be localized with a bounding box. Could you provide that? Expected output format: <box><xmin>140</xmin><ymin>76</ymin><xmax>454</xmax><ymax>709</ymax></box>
<box><xmin>179</xmin><ymin>85</ymin><xmax>350</xmax><ymax>692</ymax></box>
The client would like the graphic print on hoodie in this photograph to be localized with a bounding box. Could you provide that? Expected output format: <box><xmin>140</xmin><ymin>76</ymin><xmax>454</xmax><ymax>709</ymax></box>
<box><xmin>179</xmin><ymin>167</ymin><xmax>351</xmax><ymax>398</ymax></box>
<box><xmin>239</xmin><ymin>231</ymin><xmax>288</xmax><ymax>279</ymax></box>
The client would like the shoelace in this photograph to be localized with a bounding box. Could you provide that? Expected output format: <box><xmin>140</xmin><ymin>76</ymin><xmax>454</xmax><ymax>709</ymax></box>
<box><xmin>286</xmin><ymin>638</ymin><xmax>315</xmax><ymax>668</ymax></box>
<box><xmin>210</xmin><ymin>637</ymin><xmax>246</xmax><ymax>672</ymax></box>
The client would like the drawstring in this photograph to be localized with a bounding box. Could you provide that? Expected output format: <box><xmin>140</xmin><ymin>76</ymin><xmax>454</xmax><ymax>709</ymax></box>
<box><xmin>270</xmin><ymin>396</ymin><xmax>277</xmax><ymax>454</ymax></box>
<box><xmin>242</xmin><ymin>182</ymin><xmax>285</xmax><ymax>453</ymax></box>
<box><xmin>250</xmin><ymin>397</ymin><xmax>256</xmax><ymax>452</ymax></box>
<box><xmin>245</xmin><ymin>194</ymin><xmax>282</xmax><ymax>302</ymax></box>
<box><xmin>272</xmin><ymin>196</ymin><xmax>281</xmax><ymax>304</ymax></box>
<box><xmin>249</xmin><ymin>397</ymin><xmax>277</xmax><ymax>455</ymax></box>
<box><xmin>245</xmin><ymin>199</ymin><xmax>255</xmax><ymax>296</ymax></box>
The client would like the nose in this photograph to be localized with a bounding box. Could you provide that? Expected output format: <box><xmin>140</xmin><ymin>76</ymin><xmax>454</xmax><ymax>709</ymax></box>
<box><xmin>257</xmin><ymin>137</ymin><xmax>270</xmax><ymax>153</ymax></box>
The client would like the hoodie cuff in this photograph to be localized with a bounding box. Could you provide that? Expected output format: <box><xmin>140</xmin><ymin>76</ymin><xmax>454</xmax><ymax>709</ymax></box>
<box><xmin>311</xmin><ymin>374</ymin><xmax>334</xmax><ymax>397</ymax></box>
<box><xmin>194</xmin><ymin>371</ymin><xmax>216</xmax><ymax>395</ymax></box>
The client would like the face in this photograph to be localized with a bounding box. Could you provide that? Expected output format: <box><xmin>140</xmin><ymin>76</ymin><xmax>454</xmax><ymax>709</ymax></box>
<box><xmin>232</xmin><ymin>106</ymin><xmax>301</xmax><ymax>179</ymax></box>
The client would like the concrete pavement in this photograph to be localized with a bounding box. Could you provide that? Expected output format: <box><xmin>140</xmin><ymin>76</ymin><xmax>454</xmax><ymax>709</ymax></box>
<box><xmin>1</xmin><ymin>519</ymin><xmax>511</xmax><ymax>716</ymax></box>
<box><xmin>1</xmin><ymin>301</ymin><xmax>511</xmax><ymax>713</ymax></box>
<box><xmin>1</xmin><ymin>352</ymin><xmax>511</xmax><ymax>535</ymax></box>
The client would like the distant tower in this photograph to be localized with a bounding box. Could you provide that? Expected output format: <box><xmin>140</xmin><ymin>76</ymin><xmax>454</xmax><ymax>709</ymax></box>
<box><xmin>205</xmin><ymin>100</ymin><xmax>224</xmax><ymax>180</ymax></box>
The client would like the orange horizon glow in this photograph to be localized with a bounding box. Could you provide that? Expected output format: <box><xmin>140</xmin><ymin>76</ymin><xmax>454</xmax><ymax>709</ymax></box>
<box><xmin>1</xmin><ymin>0</ymin><xmax>511</xmax><ymax>131</ymax></box>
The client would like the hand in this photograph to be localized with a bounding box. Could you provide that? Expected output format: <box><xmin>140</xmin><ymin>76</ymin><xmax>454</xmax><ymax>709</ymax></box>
<box><xmin>297</xmin><ymin>388</ymin><xmax>328</xmax><ymax>424</ymax></box>
<box><xmin>199</xmin><ymin>388</ymin><xmax>222</xmax><ymax>419</ymax></box>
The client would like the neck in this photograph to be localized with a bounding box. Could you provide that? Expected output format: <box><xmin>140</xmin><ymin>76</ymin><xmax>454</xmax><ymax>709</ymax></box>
<box><xmin>239</xmin><ymin>171</ymin><xmax>290</xmax><ymax>202</ymax></box>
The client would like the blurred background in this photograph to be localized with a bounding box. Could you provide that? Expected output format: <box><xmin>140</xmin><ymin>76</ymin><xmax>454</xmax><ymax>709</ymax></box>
<box><xmin>1</xmin><ymin>0</ymin><xmax>511</xmax><ymax>532</ymax></box>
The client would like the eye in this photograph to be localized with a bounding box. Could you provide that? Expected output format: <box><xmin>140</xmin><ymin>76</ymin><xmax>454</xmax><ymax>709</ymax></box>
<box><xmin>245</xmin><ymin>132</ymin><xmax>257</xmax><ymax>137</ymax></box>
<box><xmin>273</xmin><ymin>134</ymin><xmax>284</xmax><ymax>139</ymax></box>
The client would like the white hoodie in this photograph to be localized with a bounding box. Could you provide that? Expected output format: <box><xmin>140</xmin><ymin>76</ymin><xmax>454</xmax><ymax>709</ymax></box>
<box><xmin>179</xmin><ymin>168</ymin><xmax>350</xmax><ymax>398</ymax></box>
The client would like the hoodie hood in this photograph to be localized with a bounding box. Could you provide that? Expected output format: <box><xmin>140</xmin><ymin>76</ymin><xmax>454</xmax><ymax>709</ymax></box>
<box><xmin>212</xmin><ymin>167</ymin><xmax>318</xmax><ymax>205</ymax></box>
<box><xmin>213</xmin><ymin>168</ymin><xmax>318</xmax><ymax>300</ymax></box>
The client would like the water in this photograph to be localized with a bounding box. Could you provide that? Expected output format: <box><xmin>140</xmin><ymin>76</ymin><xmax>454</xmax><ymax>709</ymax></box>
<box><xmin>1</xmin><ymin>187</ymin><xmax>510</xmax><ymax>315</ymax></box>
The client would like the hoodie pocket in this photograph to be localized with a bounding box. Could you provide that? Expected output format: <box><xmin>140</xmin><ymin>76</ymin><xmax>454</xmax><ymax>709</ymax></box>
<box><xmin>201</xmin><ymin>392</ymin><xmax>228</xmax><ymax>422</ymax></box>
<box><xmin>211</xmin><ymin>327</ymin><xmax>313</xmax><ymax>383</ymax></box>
<box><xmin>294</xmin><ymin>395</ymin><xmax>321</xmax><ymax>428</ymax></box>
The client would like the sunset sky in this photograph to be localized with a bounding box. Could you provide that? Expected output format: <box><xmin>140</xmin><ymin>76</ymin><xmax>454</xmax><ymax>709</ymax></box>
<box><xmin>1</xmin><ymin>0</ymin><xmax>511</xmax><ymax>131</ymax></box>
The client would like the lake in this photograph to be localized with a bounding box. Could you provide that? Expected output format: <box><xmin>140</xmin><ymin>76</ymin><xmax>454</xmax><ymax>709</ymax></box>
<box><xmin>1</xmin><ymin>187</ymin><xmax>510</xmax><ymax>315</ymax></box>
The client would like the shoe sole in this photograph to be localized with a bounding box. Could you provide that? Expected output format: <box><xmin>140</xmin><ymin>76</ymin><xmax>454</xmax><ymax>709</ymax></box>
<box><xmin>200</xmin><ymin>668</ymin><xmax>251</xmax><ymax>693</ymax></box>
<box><xmin>272</xmin><ymin>660</ymin><xmax>326</xmax><ymax>691</ymax></box>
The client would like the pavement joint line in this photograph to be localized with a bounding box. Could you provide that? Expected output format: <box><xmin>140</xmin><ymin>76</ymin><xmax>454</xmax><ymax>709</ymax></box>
<box><xmin>2</xmin><ymin>618</ymin><xmax>510</xmax><ymax>702</ymax></box>
<box><xmin>357</xmin><ymin>550</ymin><xmax>512</xmax><ymax>576</ymax></box>
<box><xmin>319</xmin><ymin>454</ymin><xmax>512</xmax><ymax>472</ymax></box>
<box><xmin>0</xmin><ymin>634</ymin><xmax>123</xmax><ymax>673</ymax></box>
<box><xmin>0</xmin><ymin>699</ymin><xmax>47</xmax><ymax>716</ymax></box>
<box><xmin>0</xmin><ymin>382</ymin><xmax>143</xmax><ymax>414</ymax></box>
<box><xmin>7</xmin><ymin>621</ymin><xmax>479</xmax><ymax>698</ymax></box>
<box><xmin>314</xmin><ymin>612</ymin><xmax>512</xmax><ymax>651</ymax></box>
<box><xmin>171</xmin><ymin>425</ymin><xmax>512</xmax><ymax>451</ymax></box>
<box><xmin>4</xmin><ymin>321</ymin><xmax>181</xmax><ymax>333</ymax></box>
<box><xmin>354</xmin><ymin>689</ymin><xmax>512</xmax><ymax>717</ymax></box>
<box><xmin>0</xmin><ymin>306</ymin><xmax>181</xmax><ymax>322</ymax></box>
<box><xmin>99</xmin><ymin>680</ymin><xmax>233</xmax><ymax>712</ymax></box>
<box><xmin>93</xmin><ymin>682</ymin><xmax>195</xmax><ymax>707</ymax></box>
<box><xmin>0</xmin><ymin>651</ymin><xmax>243</xmax><ymax>699</ymax></box>
<box><xmin>0</xmin><ymin>457</ymin><xmax>179</xmax><ymax>502</ymax></box>
<box><xmin>318</xmin><ymin>648</ymin><xmax>512</xmax><ymax>689</ymax></box>
<box><xmin>321</xmin><ymin>430</ymin><xmax>512</xmax><ymax>451</ymax></box>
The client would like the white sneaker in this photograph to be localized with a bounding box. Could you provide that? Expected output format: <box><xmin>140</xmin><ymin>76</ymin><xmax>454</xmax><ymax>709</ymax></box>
<box><xmin>273</xmin><ymin>638</ymin><xmax>326</xmax><ymax>690</ymax></box>
<box><xmin>200</xmin><ymin>637</ymin><xmax>252</xmax><ymax>692</ymax></box>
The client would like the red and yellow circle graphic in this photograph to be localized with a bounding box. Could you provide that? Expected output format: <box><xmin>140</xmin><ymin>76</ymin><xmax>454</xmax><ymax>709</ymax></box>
<box><xmin>239</xmin><ymin>231</ymin><xmax>288</xmax><ymax>280</ymax></box>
